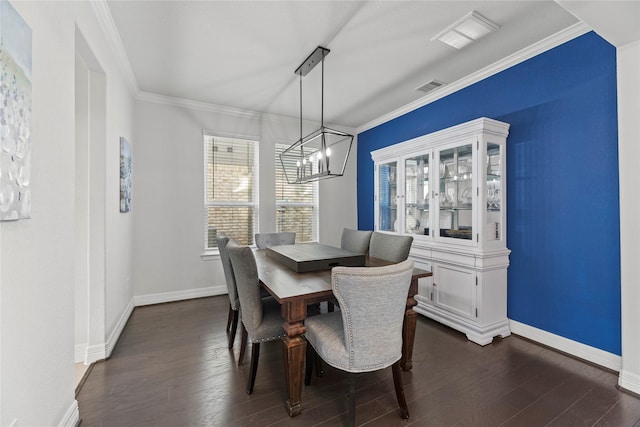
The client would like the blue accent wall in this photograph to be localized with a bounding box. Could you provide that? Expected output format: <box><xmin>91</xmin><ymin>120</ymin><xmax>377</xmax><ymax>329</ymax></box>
<box><xmin>357</xmin><ymin>32</ymin><xmax>620</xmax><ymax>355</ymax></box>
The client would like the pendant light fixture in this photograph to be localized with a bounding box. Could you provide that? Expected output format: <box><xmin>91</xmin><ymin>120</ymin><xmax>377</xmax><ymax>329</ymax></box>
<box><xmin>279</xmin><ymin>46</ymin><xmax>354</xmax><ymax>184</ymax></box>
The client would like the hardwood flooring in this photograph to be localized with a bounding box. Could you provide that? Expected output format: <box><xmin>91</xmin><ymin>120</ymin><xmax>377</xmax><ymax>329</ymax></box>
<box><xmin>77</xmin><ymin>296</ymin><xmax>640</xmax><ymax>426</ymax></box>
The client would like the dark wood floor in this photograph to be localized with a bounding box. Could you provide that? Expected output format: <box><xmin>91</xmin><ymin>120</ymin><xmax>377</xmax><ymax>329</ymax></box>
<box><xmin>77</xmin><ymin>296</ymin><xmax>640</xmax><ymax>427</ymax></box>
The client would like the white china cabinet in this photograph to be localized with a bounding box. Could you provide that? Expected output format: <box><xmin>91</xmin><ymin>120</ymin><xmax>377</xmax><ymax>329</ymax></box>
<box><xmin>371</xmin><ymin>117</ymin><xmax>510</xmax><ymax>345</ymax></box>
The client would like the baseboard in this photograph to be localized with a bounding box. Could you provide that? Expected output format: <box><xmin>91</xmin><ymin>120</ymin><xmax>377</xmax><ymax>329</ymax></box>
<box><xmin>80</xmin><ymin>289</ymin><xmax>225</xmax><ymax>364</ymax></box>
<box><xmin>74</xmin><ymin>343</ymin><xmax>86</xmax><ymax>364</ymax></box>
<box><xmin>134</xmin><ymin>285</ymin><xmax>227</xmax><ymax>307</ymax></box>
<box><xmin>509</xmin><ymin>320</ymin><xmax>622</xmax><ymax>372</ymax></box>
<box><xmin>57</xmin><ymin>400</ymin><xmax>80</xmax><ymax>427</ymax></box>
<box><xmin>619</xmin><ymin>369</ymin><xmax>640</xmax><ymax>395</ymax></box>
<box><xmin>84</xmin><ymin>343</ymin><xmax>106</xmax><ymax>364</ymax></box>
<box><xmin>82</xmin><ymin>298</ymin><xmax>135</xmax><ymax>363</ymax></box>
<box><xmin>106</xmin><ymin>298</ymin><xmax>135</xmax><ymax>358</ymax></box>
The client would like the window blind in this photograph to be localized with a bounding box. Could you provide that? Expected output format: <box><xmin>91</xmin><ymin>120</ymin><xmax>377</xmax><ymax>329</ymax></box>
<box><xmin>275</xmin><ymin>143</ymin><xmax>318</xmax><ymax>242</ymax></box>
<box><xmin>204</xmin><ymin>135</ymin><xmax>258</xmax><ymax>249</ymax></box>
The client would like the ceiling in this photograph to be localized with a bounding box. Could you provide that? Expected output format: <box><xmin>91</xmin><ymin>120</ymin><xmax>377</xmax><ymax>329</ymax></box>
<box><xmin>103</xmin><ymin>1</ymin><xmax>632</xmax><ymax>130</ymax></box>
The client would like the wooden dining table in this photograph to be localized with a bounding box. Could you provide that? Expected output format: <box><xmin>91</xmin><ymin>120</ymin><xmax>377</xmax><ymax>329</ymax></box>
<box><xmin>253</xmin><ymin>244</ymin><xmax>432</xmax><ymax>417</ymax></box>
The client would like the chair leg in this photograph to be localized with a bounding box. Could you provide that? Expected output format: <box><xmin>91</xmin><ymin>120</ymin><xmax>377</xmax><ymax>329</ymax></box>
<box><xmin>348</xmin><ymin>373</ymin><xmax>356</xmax><ymax>427</ymax></box>
<box><xmin>226</xmin><ymin>303</ymin><xmax>233</xmax><ymax>332</ymax></box>
<box><xmin>305</xmin><ymin>342</ymin><xmax>314</xmax><ymax>386</ymax></box>
<box><xmin>247</xmin><ymin>342</ymin><xmax>260</xmax><ymax>394</ymax></box>
<box><xmin>228</xmin><ymin>308</ymin><xmax>239</xmax><ymax>349</ymax></box>
<box><xmin>238</xmin><ymin>324</ymin><xmax>248</xmax><ymax>365</ymax></box>
<box><xmin>315</xmin><ymin>352</ymin><xmax>324</xmax><ymax>378</ymax></box>
<box><xmin>392</xmin><ymin>361</ymin><xmax>410</xmax><ymax>419</ymax></box>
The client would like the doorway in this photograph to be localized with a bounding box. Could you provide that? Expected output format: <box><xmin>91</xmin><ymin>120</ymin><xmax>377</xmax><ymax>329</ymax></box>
<box><xmin>74</xmin><ymin>28</ymin><xmax>107</xmax><ymax>384</ymax></box>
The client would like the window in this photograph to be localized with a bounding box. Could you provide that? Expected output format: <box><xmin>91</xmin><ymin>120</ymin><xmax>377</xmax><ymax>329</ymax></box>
<box><xmin>275</xmin><ymin>143</ymin><xmax>318</xmax><ymax>242</ymax></box>
<box><xmin>204</xmin><ymin>134</ymin><xmax>258</xmax><ymax>249</ymax></box>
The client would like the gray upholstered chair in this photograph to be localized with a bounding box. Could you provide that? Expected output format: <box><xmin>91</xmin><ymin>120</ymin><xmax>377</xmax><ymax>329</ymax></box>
<box><xmin>326</xmin><ymin>228</ymin><xmax>373</xmax><ymax>314</ymax></box>
<box><xmin>254</xmin><ymin>231</ymin><xmax>296</xmax><ymax>249</ymax></box>
<box><xmin>304</xmin><ymin>260</ymin><xmax>414</xmax><ymax>426</ymax></box>
<box><xmin>227</xmin><ymin>239</ymin><xmax>286</xmax><ymax>394</ymax></box>
<box><xmin>340</xmin><ymin>228</ymin><xmax>373</xmax><ymax>254</ymax></box>
<box><xmin>368</xmin><ymin>231</ymin><xmax>413</xmax><ymax>263</ymax></box>
<box><xmin>216</xmin><ymin>233</ymin><xmax>241</xmax><ymax>349</ymax></box>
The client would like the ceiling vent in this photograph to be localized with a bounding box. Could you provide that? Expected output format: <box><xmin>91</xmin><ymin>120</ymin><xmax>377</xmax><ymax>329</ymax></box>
<box><xmin>432</xmin><ymin>11</ymin><xmax>499</xmax><ymax>49</ymax></box>
<box><xmin>415</xmin><ymin>79</ymin><xmax>446</xmax><ymax>94</ymax></box>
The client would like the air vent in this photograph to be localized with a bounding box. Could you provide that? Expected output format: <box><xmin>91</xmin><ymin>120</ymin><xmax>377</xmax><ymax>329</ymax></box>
<box><xmin>432</xmin><ymin>11</ymin><xmax>499</xmax><ymax>49</ymax></box>
<box><xmin>415</xmin><ymin>79</ymin><xmax>446</xmax><ymax>94</ymax></box>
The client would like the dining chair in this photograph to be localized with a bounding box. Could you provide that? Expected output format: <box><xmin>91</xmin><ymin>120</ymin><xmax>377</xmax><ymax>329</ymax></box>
<box><xmin>304</xmin><ymin>259</ymin><xmax>414</xmax><ymax>426</ymax></box>
<box><xmin>368</xmin><ymin>231</ymin><xmax>413</xmax><ymax>263</ymax></box>
<box><xmin>216</xmin><ymin>232</ymin><xmax>241</xmax><ymax>349</ymax></box>
<box><xmin>340</xmin><ymin>228</ymin><xmax>373</xmax><ymax>254</ymax></box>
<box><xmin>227</xmin><ymin>239</ymin><xmax>286</xmax><ymax>394</ymax></box>
<box><xmin>326</xmin><ymin>228</ymin><xmax>373</xmax><ymax>314</ymax></box>
<box><xmin>254</xmin><ymin>231</ymin><xmax>296</xmax><ymax>249</ymax></box>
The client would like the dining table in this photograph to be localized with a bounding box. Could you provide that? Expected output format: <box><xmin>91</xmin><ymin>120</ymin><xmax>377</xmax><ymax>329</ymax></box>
<box><xmin>253</xmin><ymin>243</ymin><xmax>432</xmax><ymax>417</ymax></box>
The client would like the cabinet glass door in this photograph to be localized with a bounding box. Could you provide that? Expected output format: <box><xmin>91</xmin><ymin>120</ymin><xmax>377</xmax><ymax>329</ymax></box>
<box><xmin>439</xmin><ymin>144</ymin><xmax>473</xmax><ymax>240</ymax></box>
<box><xmin>486</xmin><ymin>143</ymin><xmax>501</xmax><ymax>240</ymax></box>
<box><xmin>377</xmin><ymin>161</ymin><xmax>398</xmax><ymax>232</ymax></box>
<box><xmin>405</xmin><ymin>154</ymin><xmax>429</xmax><ymax>236</ymax></box>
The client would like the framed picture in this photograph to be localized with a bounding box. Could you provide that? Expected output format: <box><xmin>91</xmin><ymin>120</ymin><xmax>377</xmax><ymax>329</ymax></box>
<box><xmin>0</xmin><ymin>0</ymin><xmax>32</xmax><ymax>220</ymax></box>
<box><xmin>120</xmin><ymin>137</ymin><xmax>131</xmax><ymax>213</ymax></box>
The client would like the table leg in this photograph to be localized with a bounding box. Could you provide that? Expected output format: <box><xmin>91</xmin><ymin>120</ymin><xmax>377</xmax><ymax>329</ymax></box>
<box><xmin>281</xmin><ymin>301</ymin><xmax>307</xmax><ymax>417</ymax></box>
<box><xmin>401</xmin><ymin>277</ymin><xmax>419</xmax><ymax>371</ymax></box>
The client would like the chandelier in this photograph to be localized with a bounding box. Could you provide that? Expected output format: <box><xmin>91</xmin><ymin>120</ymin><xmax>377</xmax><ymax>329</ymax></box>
<box><xmin>279</xmin><ymin>46</ymin><xmax>354</xmax><ymax>184</ymax></box>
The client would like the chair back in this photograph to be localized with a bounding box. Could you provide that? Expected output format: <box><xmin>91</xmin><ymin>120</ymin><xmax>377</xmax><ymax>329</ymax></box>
<box><xmin>332</xmin><ymin>260</ymin><xmax>414</xmax><ymax>371</ymax></box>
<box><xmin>369</xmin><ymin>231</ymin><xmax>413</xmax><ymax>263</ymax></box>
<box><xmin>226</xmin><ymin>239</ymin><xmax>263</xmax><ymax>333</ymax></box>
<box><xmin>340</xmin><ymin>228</ymin><xmax>373</xmax><ymax>254</ymax></box>
<box><xmin>216</xmin><ymin>233</ymin><xmax>239</xmax><ymax>310</ymax></box>
<box><xmin>255</xmin><ymin>232</ymin><xmax>296</xmax><ymax>249</ymax></box>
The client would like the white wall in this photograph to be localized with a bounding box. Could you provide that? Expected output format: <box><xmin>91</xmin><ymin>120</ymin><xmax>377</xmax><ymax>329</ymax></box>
<box><xmin>0</xmin><ymin>2</ymin><xmax>135</xmax><ymax>425</ymax></box>
<box><xmin>74</xmin><ymin>52</ymin><xmax>90</xmax><ymax>362</ymax></box>
<box><xmin>318</xmin><ymin>147</ymin><xmax>359</xmax><ymax>247</ymax></box>
<box><xmin>132</xmin><ymin>96</ymin><xmax>358</xmax><ymax>302</ymax></box>
<box><xmin>618</xmin><ymin>40</ymin><xmax>640</xmax><ymax>395</ymax></box>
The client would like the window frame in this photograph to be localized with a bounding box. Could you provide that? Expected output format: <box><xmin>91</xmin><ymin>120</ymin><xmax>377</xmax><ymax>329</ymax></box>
<box><xmin>202</xmin><ymin>131</ymin><xmax>260</xmax><ymax>255</ymax></box>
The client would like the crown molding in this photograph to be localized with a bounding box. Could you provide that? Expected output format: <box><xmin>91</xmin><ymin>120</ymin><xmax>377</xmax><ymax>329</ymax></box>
<box><xmin>357</xmin><ymin>22</ymin><xmax>591</xmax><ymax>134</ymax></box>
<box><xmin>136</xmin><ymin>91</ymin><xmax>263</xmax><ymax>119</ymax></box>
<box><xmin>135</xmin><ymin>91</ymin><xmax>356</xmax><ymax>133</ymax></box>
<box><xmin>90</xmin><ymin>0</ymin><xmax>139</xmax><ymax>93</ymax></box>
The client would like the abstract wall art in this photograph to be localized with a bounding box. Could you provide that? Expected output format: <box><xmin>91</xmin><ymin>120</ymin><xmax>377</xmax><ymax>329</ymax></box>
<box><xmin>120</xmin><ymin>137</ymin><xmax>131</xmax><ymax>213</ymax></box>
<box><xmin>0</xmin><ymin>0</ymin><xmax>32</xmax><ymax>220</ymax></box>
